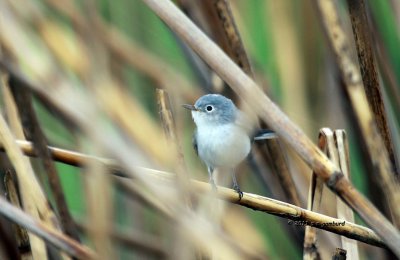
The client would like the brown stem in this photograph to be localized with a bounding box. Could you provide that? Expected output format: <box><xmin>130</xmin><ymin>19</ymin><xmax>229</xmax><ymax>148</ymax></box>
<box><xmin>347</xmin><ymin>0</ymin><xmax>398</xmax><ymax>174</ymax></box>
<box><xmin>0</xmin><ymin>139</ymin><xmax>387</xmax><ymax>249</ymax></box>
<box><xmin>156</xmin><ymin>89</ymin><xmax>192</xmax><ymax>209</ymax></box>
<box><xmin>198</xmin><ymin>0</ymin><xmax>253</xmax><ymax>77</ymax></box>
<box><xmin>334</xmin><ymin>130</ymin><xmax>359</xmax><ymax>259</ymax></box>
<box><xmin>9</xmin><ymin>77</ymin><xmax>80</xmax><ymax>242</ymax></box>
<box><xmin>304</xmin><ymin>129</ymin><xmax>333</xmax><ymax>260</ymax></box>
<box><xmin>0</xmin><ymin>196</ymin><xmax>96</xmax><ymax>259</ymax></box>
<box><xmin>3</xmin><ymin>171</ymin><xmax>32</xmax><ymax>258</ymax></box>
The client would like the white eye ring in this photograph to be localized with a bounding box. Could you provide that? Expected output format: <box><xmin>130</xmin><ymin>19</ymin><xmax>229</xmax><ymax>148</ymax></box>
<box><xmin>205</xmin><ymin>105</ymin><xmax>214</xmax><ymax>112</ymax></box>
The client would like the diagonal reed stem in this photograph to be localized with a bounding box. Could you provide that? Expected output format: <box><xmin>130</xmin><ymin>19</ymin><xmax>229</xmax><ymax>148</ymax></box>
<box><xmin>0</xmin><ymin>196</ymin><xmax>96</xmax><ymax>259</ymax></box>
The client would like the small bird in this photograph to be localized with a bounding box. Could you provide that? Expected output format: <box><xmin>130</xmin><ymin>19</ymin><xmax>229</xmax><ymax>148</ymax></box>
<box><xmin>183</xmin><ymin>94</ymin><xmax>276</xmax><ymax>200</ymax></box>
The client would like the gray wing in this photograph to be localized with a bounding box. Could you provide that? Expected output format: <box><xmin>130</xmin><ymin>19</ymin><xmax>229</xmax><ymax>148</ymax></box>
<box><xmin>192</xmin><ymin>128</ymin><xmax>198</xmax><ymax>155</ymax></box>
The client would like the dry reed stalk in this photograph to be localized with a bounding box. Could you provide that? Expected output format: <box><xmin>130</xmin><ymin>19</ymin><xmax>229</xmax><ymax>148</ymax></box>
<box><xmin>319</xmin><ymin>129</ymin><xmax>359</xmax><ymax>258</ymax></box>
<box><xmin>0</xmin><ymin>196</ymin><xmax>96</xmax><ymax>259</ymax></box>
<box><xmin>347</xmin><ymin>0</ymin><xmax>398</xmax><ymax>174</ymax></box>
<box><xmin>315</xmin><ymin>0</ymin><xmax>400</xmax><ymax>227</ymax></box>
<box><xmin>197</xmin><ymin>0</ymin><xmax>253</xmax><ymax>77</ymax></box>
<box><xmin>156</xmin><ymin>89</ymin><xmax>192</xmax><ymax>208</ymax></box>
<box><xmin>9</xmin><ymin>81</ymin><xmax>80</xmax><ymax>242</ymax></box>
<box><xmin>138</xmin><ymin>0</ymin><xmax>400</xmax><ymax>255</ymax></box>
<box><xmin>0</xmin><ymin>72</ymin><xmax>48</xmax><ymax>260</ymax></box>
<box><xmin>156</xmin><ymin>88</ymin><xmax>197</xmax><ymax>258</ymax></box>
<box><xmin>193</xmin><ymin>175</ymin><xmax>385</xmax><ymax>248</ymax></box>
<box><xmin>346</xmin><ymin>0</ymin><xmax>400</xmax><ymax>235</ymax></box>
<box><xmin>84</xmin><ymin>153</ymin><xmax>115</xmax><ymax>260</ymax></box>
<box><xmin>4</xmin><ymin>171</ymin><xmax>32</xmax><ymax>260</ymax></box>
<box><xmin>1</xmin><ymin>74</ymin><xmax>33</xmax><ymax>259</ymax></box>
<box><xmin>1</xmin><ymin>73</ymin><xmax>25</xmax><ymax>139</ymax></box>
<box><xmin>334</xmin><ymin>130</ymin><xmax>359</xmax><ymax>259</ymax></box>
<box><xmin>303</xmin><ymin>171</ymin><xmax>323</xmax><ymax>260</ymax></box>
<box><xmin>373</xmin><ymin>34</ymin><xmax>400</xmax><ymax>123</ymax></box>
<box><xmin>0</xmin><ymin>111</ymin><xmax>62</xmax><ymax>259</ymax></box>
<box><xmin>304</xmin><ymin>129</ymin><xmax>333</xmax><ymax>260</ymax></box>
<box><xmin>0</xmin><ymin>138</ymin><xmax>386</xmax><ymax>249</ymax></box>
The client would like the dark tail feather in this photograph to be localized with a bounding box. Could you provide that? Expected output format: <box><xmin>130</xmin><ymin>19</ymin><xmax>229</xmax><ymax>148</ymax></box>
<box><xmin>253</xmin><ymin>129</ymin><xmax>277</xmax><ymax>141</ymax></box>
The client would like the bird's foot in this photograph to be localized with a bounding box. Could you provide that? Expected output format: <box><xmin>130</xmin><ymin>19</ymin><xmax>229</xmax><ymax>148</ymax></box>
<box><xmin>232</xmin><ymin>183</ymin><xmax>243</xmax><ymax>201</ymax></box>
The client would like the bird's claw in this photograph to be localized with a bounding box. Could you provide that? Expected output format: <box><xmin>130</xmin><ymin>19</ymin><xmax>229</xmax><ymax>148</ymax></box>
<box><xmin>233</xmin><ymin>184</ymin><xmax>243</xmax><ymax>201</ymax></box>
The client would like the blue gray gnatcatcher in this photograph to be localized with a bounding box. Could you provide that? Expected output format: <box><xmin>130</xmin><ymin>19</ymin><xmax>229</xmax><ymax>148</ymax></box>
<box><xmin>183</xmin><ymin>94</ymin><xmax>276</xmax><ymax>199</ymax></box>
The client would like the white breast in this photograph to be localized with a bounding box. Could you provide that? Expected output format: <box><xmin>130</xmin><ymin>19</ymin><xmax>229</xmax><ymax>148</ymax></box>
<box><xmin>196</xmin><ymin>123</ymin><xmax>251</xmax><ymax>169</ymax></box>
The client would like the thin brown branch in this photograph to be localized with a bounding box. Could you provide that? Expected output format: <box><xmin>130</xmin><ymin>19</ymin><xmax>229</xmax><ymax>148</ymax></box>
<box><xmin>138</xmin><ymin>0</ymin><xmax>400</xmax><ymax>256</ymax></box>
<box><xmin>195</xmin><ymin>176</ymin><xmax>385</xmax><ymax>249</ymax></box>
<box><xmin>0</xmin><ymin>196</ymin><xmax>96</xmax><ymax>259</ymax></box>
<box><xmin>0</xmin><ymin>139</ymin><xmax>387</xmax><ymax>249</ymax></box>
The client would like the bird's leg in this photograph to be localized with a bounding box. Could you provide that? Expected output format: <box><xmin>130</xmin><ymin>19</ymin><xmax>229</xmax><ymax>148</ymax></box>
<box><xmin>231</xmin><ymin>170</ymin><xmax>243</xmax><ymax>201</ymax></box>
<box><xmin>207</xmin><ymin>166</ymin><xmax>217</xmax><ymax>191</ymax></box>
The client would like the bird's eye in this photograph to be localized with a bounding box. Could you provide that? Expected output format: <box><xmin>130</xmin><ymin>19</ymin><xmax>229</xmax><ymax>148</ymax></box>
<box><xmin>206</xmin><ymin>105</ymin><xmax>214</xmax><ymax>112</ymax></box>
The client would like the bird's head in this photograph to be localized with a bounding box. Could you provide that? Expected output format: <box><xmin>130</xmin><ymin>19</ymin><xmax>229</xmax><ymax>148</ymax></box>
<box><xmin>182</xmin><ymin>94</ymin><xmax>237</xmax><ymax>127</ymax></box>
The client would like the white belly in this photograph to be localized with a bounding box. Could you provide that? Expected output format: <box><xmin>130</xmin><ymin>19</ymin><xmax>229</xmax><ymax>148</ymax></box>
<box><xmin>196</xmin><ymin>124</ymin><xmax>251</xmax><ymax>168</ymax></box>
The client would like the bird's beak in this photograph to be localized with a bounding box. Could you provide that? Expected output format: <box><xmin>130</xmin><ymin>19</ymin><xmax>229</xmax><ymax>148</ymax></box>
<box><xmin>182</xmin><ymin>104</ymin><xmax>199</xmax><ymax>111</ymax></box>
